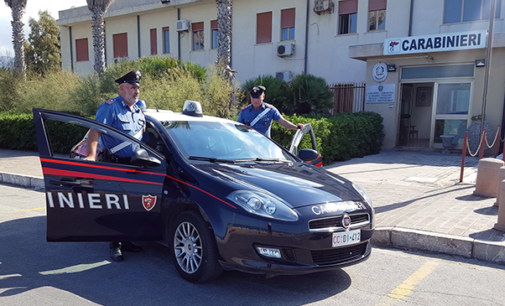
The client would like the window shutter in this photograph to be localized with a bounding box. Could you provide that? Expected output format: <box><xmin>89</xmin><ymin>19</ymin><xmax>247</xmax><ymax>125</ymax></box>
<box><xmin>75</xmin><ymin>38</ymin><xmax>89</xmax><ymax>62</ymax></box>
<box><xmin>211</xmin><ymin>20</ymin><xmax>218</xmax><ymax>30</ymax></box>
<box><xmin>257</xmin><ymin>12</ymin><xmax>272</xmax><ymax>44</ymax></box>
<box><xmin>281</xmin><ymin>8</ymin><xmax>296</xmax><ymax>28</ymax></box>
<box><xmin>113</xmin><ymin>33</ymin><xmax>128</xmax><ymax>58</ymax></box>
<box><xmin>339</xmin><ymin>0</ymin><xmax>358</xmax><ymax>15</ymax></box>
<box><xmin>192</xmin><ymin>22</ymin><xmax>204</xmax><ymax>32</ymax></box>
<box><xmin>369</xmin><ymin>0</ymin><xmax>387</xmax><ymax>11</ymax></box>
<box><xmin>150</xmin><ymin>29</ymin><xmax>157</xmax><ymax>55</ymax></box>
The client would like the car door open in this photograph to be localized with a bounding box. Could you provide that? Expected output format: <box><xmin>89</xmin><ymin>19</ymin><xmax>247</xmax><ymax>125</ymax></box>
<box><xmin>288</xmin><ymin>123</ymin><xmax>323</xmax><ymax>167</ymax></box>
<box><xmin>33</xmin><ymin>108</ymin><xmax>166</xmax><ymax>242</ymax></box>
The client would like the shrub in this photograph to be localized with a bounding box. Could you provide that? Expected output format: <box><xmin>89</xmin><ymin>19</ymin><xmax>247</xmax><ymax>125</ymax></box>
<box><xmin>289</xmin><ymin>74</ymin><xmax>334</xmax><ymax>114</ymax></box>
<box><xmin>16</xmin><ymin>72</ymin><xmax>81</xmax><ymax>113</ymax></box>
<box><xmin>0</xmin><ymin>69</ymin><xmax>20</xmax><ymax>112</ymax></box>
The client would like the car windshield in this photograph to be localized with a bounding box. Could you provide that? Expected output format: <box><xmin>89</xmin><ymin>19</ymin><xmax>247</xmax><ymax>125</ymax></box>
<box><xmin>161</xmin><ymin>120</ymin><xmax>295</xmax><ymax>162</ymax></box>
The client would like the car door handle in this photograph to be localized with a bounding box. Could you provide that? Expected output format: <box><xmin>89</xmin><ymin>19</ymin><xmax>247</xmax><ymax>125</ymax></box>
<box><xmin>49</xmin><ymin>180</ymin><xmax>82</xmax><ymax>187</ymax></box>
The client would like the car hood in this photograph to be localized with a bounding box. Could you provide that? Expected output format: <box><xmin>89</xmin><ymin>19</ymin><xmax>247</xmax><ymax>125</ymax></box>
<box><xmin>192</xmin><ymin>162</ymin><xmax>362</xmax><ymax>208</ymax></box>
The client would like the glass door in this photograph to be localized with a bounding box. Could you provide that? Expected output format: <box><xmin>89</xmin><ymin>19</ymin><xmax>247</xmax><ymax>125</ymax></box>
<box><xmin>431</xmin><ymin>82</ymin><xmax>472</xmax><ymax>148</ymax></box>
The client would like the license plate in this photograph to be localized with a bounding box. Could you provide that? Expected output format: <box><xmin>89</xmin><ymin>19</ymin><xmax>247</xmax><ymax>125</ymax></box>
<box><xmin>332</xmin><ymin>229</ymin><xmax>361</xmax><ymax>247</ymax></box>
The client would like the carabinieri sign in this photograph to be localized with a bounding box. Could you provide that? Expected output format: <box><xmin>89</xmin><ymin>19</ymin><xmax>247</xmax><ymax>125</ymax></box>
<box><xmin>384</xmin><ymin>30</ymin><xmax>487</xmax><ymax>55</ymax></box>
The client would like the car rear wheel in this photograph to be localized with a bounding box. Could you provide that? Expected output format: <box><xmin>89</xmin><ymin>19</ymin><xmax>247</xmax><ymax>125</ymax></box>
<box><xmin>170</xmin><ymin>211</ymin><xmax>223</xmax><ymax>283</ymax></box>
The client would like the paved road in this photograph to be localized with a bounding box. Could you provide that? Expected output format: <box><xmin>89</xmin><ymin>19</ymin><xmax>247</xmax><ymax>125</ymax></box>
<box><xmin>1</xmin><ymin>184</ymin><xmax>505</xmax><ymax>305</ymax></box>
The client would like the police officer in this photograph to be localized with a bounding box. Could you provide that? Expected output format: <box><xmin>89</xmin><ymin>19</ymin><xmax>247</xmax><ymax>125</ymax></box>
<box><xmin>237</xmin><ymin>85</ymin><xmax>304</xmax><ymax>137</ymax></box>
<box><xmin>84</xmin><ymin>69</ymin><xmax>144</xmax><ymax>262</ymax></box>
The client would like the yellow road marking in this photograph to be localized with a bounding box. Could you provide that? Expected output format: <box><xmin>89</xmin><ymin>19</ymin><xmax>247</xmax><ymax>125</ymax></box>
<box><xmin>0</xmin><ymin>207</ymin><xmax>45</xmax><ymax>214</ymax></box>
<box><xmin>377</xmin><ymin>261</ymin><xmax>440</xmax><ymax>305</ymax></box>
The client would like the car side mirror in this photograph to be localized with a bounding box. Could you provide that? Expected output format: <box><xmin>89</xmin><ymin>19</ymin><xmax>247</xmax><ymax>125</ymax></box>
<box><xmin>298</xmin><ymin>149</ymin><xmax>320</xmax><ymax>162</ymax></box>
<box><xmin>131</xmin><ymin>148</ymin><xmax>161</xmax><ymax>167</ymax></box>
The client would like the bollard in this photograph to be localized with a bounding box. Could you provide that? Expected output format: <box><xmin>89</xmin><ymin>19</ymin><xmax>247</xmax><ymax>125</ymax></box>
<box><xmin>474</xmin><ymin>158</ymin><xmax>505</xmax><ymax>198</ymax></box>
<box><xmin>495</xmin><ymin>166</ymin><xmax>505</xmax><ymax>207</ymax></box>
<box><xmin>494</xmin><ymin>180</ymin><xmax>505</xmax><ymax>232</ymax></box>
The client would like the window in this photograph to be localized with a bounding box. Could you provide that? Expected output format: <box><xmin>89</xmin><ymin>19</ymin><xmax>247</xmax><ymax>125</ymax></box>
<box><xmin>368</xmin><ymin>0</ymin><xmax>386</xmax><ymax>31</ymax></box>
<box><xmin>211</xmin><ymin>20</ymin><xmax>218</xmax><ymax>49</ymax></box>
<box><xmin>150</xmin><ymin>29</ymin><xmax>157</xmax><ymax>55</ymax></box>
<box><xmin>113</xmin><ymin>33</ymin><xmax>128</xmax><ymax>59</ymax></box>
<box><xmin>163</xmin><ymin>27</ymin><xmax>170</xmax><ymax>53</ymax></box>
<box><xmin>75</xmin><ymin>38</ymin><xmax>89</xmax><ymax>62</ymax></box>
<box><xmin>192</xmin><ymin>22</ymin><xmax>204</xmax><ymax>50</ymax></box>
<box><xmin>257</xmin><ymin>12</ymin><xmax>272</xmax><ymax>44</ymax></box>
<box><xmin>444</xmin><ymin>0</ymin><xmax>501</xmax><ymax>23</ymax></box>
<box><xmin>339</xmin><ymin>0</ymin><xmax>358</xmax><ymax>34</ymax></box>
<box><xmin>281</xmin><ymin>8</ymin><xmax>295</xmax><ymax>40</ymax></box>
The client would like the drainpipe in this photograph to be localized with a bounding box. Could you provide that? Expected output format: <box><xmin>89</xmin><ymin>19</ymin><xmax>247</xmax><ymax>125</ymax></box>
<box><xmin>304</xmin><ymin>0</ymin><xmax>310</xmax><ymax>74</ymax></box>
<box><xmin>69</xmin><ymin>26</ymin><xmax>74</xmax><ymax>72</ymax></box>
<box><xmin>104</xmin><ymin>21</ymin><xmax>107</xmax><ymax>67</ymax></box>
<box><xmin>408</xmin><ymin>0</ymin><xmax>414</xmax><ymax>36</ymax></box>
<box><xmin>178</xmin><ymin>8</ymin><xmax>181</xmax><ymax>59</ymax></box>
<box><xmin>137</xmin><ymin>15</ymin><xmax>141</xmax><ymax>58</ymax></box>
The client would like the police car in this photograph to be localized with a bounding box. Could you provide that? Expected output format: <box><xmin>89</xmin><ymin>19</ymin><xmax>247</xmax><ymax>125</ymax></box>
<box><xmin>32</xmin><ymin>101</ymin><xmax>374</xmax><ymax>283</ymax></box>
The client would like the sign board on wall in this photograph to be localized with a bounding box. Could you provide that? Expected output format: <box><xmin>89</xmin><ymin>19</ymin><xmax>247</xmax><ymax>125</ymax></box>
<box><xmin>384</xmin><ymin>30</ymin><xmax>487</xmax><ymax>55</ymax></box>
<box><xmin>366</xmin><ymin>84</ymin><xmax>396</xmax><ymax>103</ymax></box>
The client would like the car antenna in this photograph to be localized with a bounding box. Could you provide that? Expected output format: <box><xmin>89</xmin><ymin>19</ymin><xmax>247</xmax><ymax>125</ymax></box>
<box><xmin>155</xmin><ymin>100</ymin><xmax>159</xmax><ymax>112</ymax></box>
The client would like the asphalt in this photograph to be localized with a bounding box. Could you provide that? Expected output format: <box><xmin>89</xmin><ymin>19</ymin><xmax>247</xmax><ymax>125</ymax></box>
<box><xmin>2</xmin><ymin>148</ymin><xmax>505</xmax><ymax>266</ymax></box>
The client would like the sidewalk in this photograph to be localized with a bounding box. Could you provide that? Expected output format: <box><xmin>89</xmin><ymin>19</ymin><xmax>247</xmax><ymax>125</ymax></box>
<box><xmin>2</xmin><ymin>148</ymin><xmax>505</xmax><ymax>265</ymax></box>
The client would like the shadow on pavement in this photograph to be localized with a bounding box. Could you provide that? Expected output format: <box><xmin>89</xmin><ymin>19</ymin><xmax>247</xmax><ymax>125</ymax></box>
<box><xmin>375</xmin><ymin>185</ymin><xmax>475</xmax><ymax>214</ymax></box>
<box><xmin>473</xmin><ymin>206</ymin><xmax>498</xmax><ymax>216</ymax></box>
<box><xmin>0</xmin><ymin>216</ymin><xmax>352</xmax><ymax>305</ymax></box>
<box><xmin>469</xmin><ymin>228</ymin><xmax>505</xmax><ymax>242</ymax></box>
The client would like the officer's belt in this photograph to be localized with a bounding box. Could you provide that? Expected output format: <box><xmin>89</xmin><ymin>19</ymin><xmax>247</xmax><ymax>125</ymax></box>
<box><xmin>110</xmin><ymin>129</ymin><xmax>143</xmax><ymax>154</ymax></box>
<box><xmin>250</xmin><ymin>107</ymin><xmax>271</xmax><ymax>127</ymax></box>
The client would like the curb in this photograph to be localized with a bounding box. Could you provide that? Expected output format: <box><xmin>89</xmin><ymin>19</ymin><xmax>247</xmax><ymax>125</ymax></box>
<box><xmin>0</xmin><ymin>172</ymin><xmax>44</xmax><ymax>189</ymax></box>
<box><xmin>372</xmin><ymin>227</ymin><xmax>505</xmax><ymax>265</ymax></box>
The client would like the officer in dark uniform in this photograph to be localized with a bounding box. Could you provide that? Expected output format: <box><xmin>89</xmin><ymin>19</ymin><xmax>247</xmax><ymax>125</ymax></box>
<box><xmin>84</xmin><ymin>69</ymin><xmax>144</xmax><ymax>262</ymax></box>
<box><xmin>237</xmin><ymin>85</ymin><xmax>304</xmax><ymax>137</ymax></box>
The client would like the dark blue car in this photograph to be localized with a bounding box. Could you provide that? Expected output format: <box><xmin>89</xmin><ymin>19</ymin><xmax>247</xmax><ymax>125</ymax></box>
<box><xmin>33</xmin><ymin>101</ymin><xmax>374</xmax><ymax>283</ymax></box>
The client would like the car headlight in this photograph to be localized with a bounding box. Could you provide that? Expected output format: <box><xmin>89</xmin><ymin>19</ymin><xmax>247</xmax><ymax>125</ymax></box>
<box><xmin>353</xmin><ymin>183</ymin><xmax>373</xmax><ymax>207</ymax></box>
<box><xmin>226</xmin><ymin>190</ymin><xmax>299</xmax><ymax>222</ymax></box>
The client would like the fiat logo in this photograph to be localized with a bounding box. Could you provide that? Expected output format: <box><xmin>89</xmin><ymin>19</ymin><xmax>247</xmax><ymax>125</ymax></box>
<box><xmin>342</xmin><ymin>214</ymin><xmax>351</xmax><ymax>229</ymax></box>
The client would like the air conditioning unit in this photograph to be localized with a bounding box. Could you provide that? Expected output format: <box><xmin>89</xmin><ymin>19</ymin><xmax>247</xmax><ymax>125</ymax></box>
<box><xmin>275</xmin><ymin>71</ymin><xmax>293</xmax><ymax>82</ymax></box>
<box><xmin>176</xmin><ymin>20</ymin><xmax>190</xmax><ymax>32</ymax></box>
<box><xmin>277</xmin><ymin>43</ymin><xmax>295</xmax><ymax>57</ymax></box>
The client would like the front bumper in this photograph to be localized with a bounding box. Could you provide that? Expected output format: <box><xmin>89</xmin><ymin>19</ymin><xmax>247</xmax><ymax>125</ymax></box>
<box><xmin>219</xmin><ymin>240</ymin><xmax>372</xmax><ymax>275</ymax></box>
<box><xmin>215</xmin><ymin>205</ymin><xmax>374</xmax><ymax>275</ymax></box>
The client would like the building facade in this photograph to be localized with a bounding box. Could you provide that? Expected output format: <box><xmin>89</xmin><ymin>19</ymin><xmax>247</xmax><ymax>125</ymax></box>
<box><xmin>58</xmin><ymin>0</ymin><xmax>505</xmax><ymax>150</ymax></box>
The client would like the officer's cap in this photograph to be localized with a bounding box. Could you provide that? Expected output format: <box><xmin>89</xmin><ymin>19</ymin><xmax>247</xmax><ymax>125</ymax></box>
<box><xmin>115</xmin><ymin>70</ymin><xmax>142</xmax><ymax>87</ymax></box>
<box><xmin>248</xmin><ymin>85</ymin><xmax>266</xmax><ymax>98</ymax></box>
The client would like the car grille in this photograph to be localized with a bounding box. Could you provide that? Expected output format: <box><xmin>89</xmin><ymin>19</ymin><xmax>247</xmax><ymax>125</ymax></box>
<box><xmin>309</xmin><ymin>213</ymin><xmax>370</xmax><ymax>230</ymax></box>
<box><xmin>311</xmin><ymin>243</ymin><xmax>367</xmax><ymax>265</ymax></box>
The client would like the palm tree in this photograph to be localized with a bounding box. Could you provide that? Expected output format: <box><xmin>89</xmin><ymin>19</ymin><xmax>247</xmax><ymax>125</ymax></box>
<box><xmin>4</xmin><ymin>0</ymin><xmax>27</xmax><ymax>78</ymax></box>
<box><xmin>216</xmin><ymin>0</ymin><xmax>233</xmax><ymax>75</ymax></box>
<box><xmin>86</xmin><ymin>0</ymin><xmax>115</xmax><ymax>75</ymax></box>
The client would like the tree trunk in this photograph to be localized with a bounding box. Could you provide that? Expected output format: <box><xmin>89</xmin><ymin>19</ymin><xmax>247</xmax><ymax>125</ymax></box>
<box><xmin>216</xmin><ymin>0</ymin><xmax>232</xmax><ymax>69</ymax></box>
<box><xmin>91</xmin><ymin>7</ymin><xmax>106</xmax><ymax>76</ymax></box>
<box><xmin>10</xmin><ymin>3</ymin><xmax>26</xmax><ymax>78</ymax></box>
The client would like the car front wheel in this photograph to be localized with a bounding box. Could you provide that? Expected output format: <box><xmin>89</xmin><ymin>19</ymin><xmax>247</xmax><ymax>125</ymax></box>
<box><xmin>170</xmin><ymin>211</ymin><xmax>223</xmax><ymax>283</ymax></box>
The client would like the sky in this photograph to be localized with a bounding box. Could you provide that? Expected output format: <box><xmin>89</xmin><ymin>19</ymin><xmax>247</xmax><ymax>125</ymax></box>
<box><xmin>0</xmin><ymin>0</ymin><xmax>87</xmax><ymax>57</ymax></box>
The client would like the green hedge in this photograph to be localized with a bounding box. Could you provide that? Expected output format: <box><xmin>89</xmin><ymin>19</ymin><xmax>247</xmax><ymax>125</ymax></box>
<box><xmin>0</xmin><ymin>111</ymin><xmax>384</xmax><ymax>163</ymax></box>
<box><xmin>0</xmin><ymin>110</ymin><xmax>89</xmax><ymax>154</ymax></box>
<box><xmin>271</xmin><ymin>112</ymin><xmax>384</xmax><ymax>164</ymax></box>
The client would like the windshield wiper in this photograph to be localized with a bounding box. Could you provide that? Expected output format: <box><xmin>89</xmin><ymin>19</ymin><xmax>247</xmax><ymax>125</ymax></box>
<box><xmin>234</xmin><ymin>158</ymin><xmax>292</xmax><ymax>164</ymax></box>
<box><xmin>189</xmin><ymin>156</ymin><xmax>236</xmax><ymax>164</ymax></box>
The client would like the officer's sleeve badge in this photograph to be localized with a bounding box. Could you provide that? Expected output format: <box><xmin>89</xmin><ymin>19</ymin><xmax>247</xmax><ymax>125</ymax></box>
<box><xmin>106</xmin><ymin>99</ymin><xmax>116</xmax><ymax>105</ymax></box>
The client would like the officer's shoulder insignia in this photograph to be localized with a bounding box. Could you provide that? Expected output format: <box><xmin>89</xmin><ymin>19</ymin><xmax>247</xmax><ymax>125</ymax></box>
<box><xmin>266</xmin><ymin>104</ymin><xmax>273</xmax><ymax>109</ymax></box>
<box><xmin>106</xmin><ymin>99</ymin><xmax>116</xmax><ymax>105</ymax></box>
<box><xmin>242</xmin><ymin>106</ymin><xmax>246</xmax><ymax>110</ymax></box>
